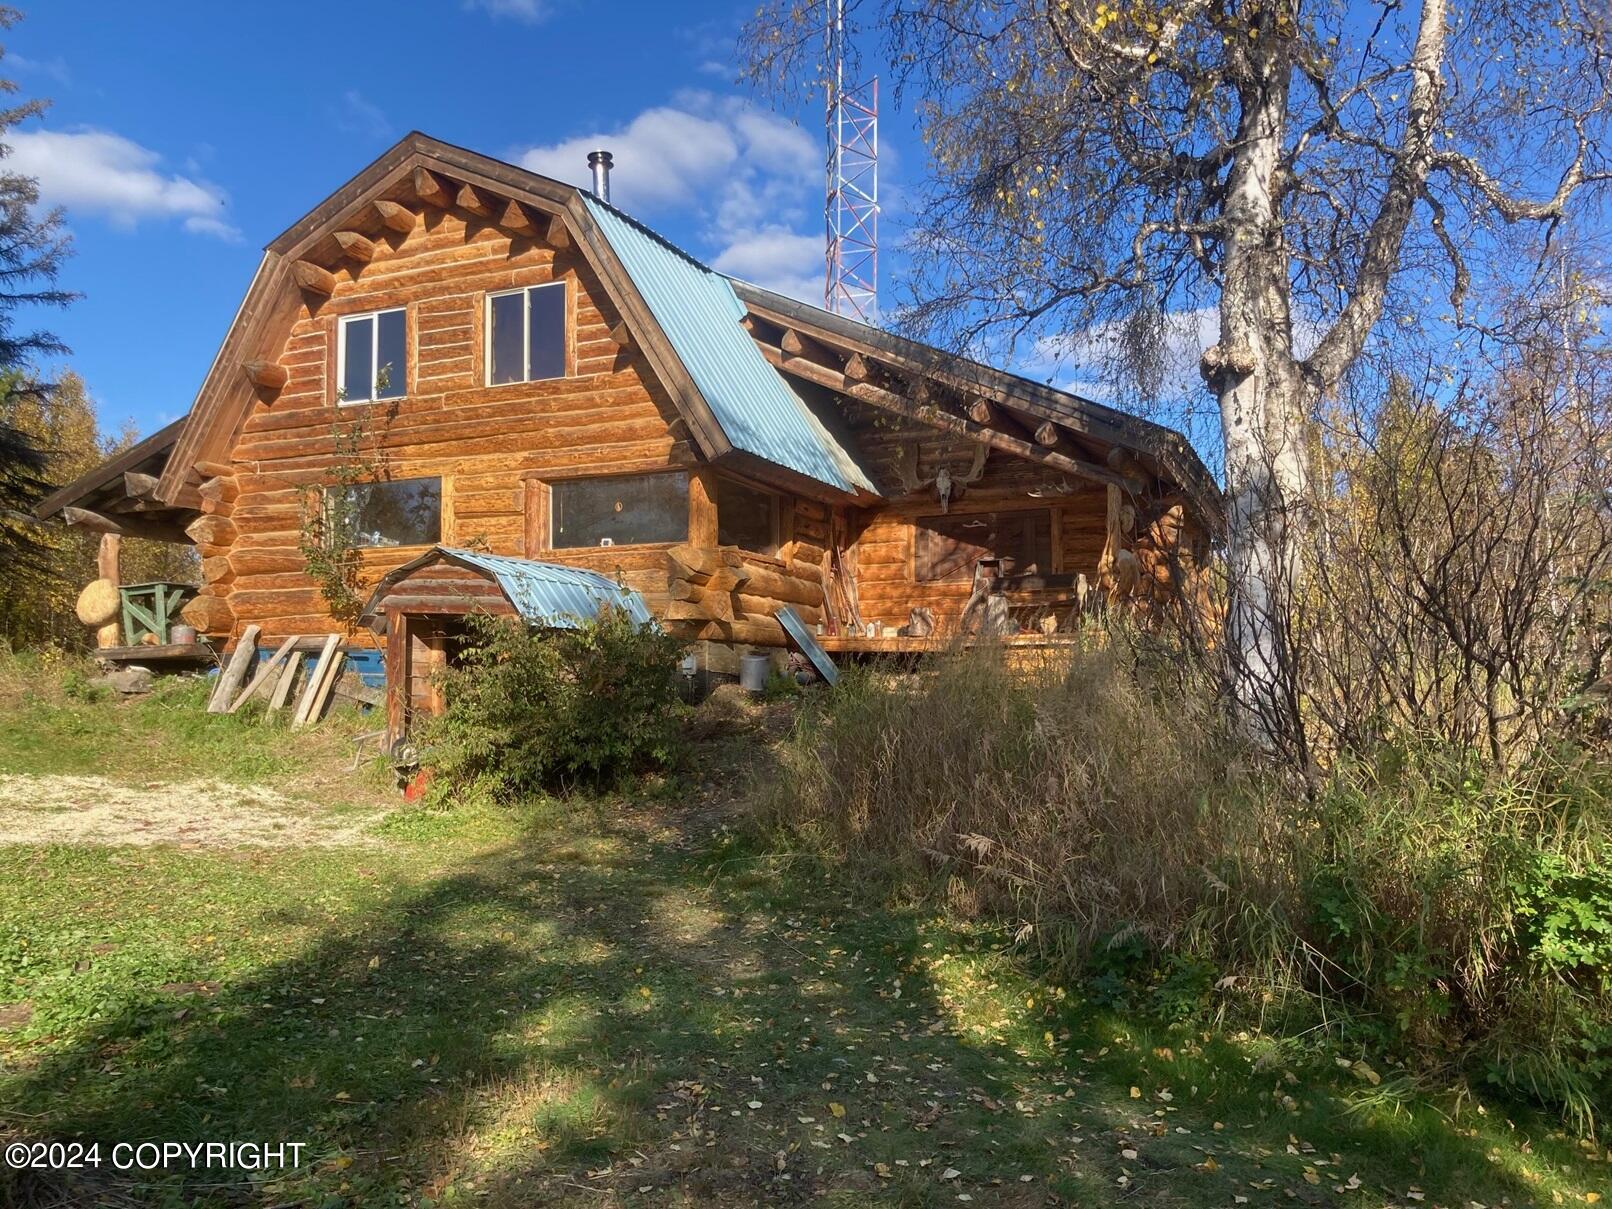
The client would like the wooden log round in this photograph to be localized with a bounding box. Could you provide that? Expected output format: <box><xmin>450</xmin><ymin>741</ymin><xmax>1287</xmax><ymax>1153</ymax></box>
<box><xmin>181</xmin><ymin>592</ymin><xmax>235</xmax><ymax>635</ymax></box>
<box><xmin>75</xmin><ymin>578</ymin><xmax>120</xmax><ymax>627</ymax></box>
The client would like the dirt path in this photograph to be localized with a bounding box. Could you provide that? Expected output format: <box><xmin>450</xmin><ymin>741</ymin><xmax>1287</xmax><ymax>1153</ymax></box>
<box><xmin>0</xmin><ymin>773</ymin><xmax>383</xmax><ymax>848</ymax></box>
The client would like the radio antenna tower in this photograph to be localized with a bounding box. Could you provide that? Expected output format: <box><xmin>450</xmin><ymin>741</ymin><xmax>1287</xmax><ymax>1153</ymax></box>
<box><xmin>824</xmin><ymin>0</ymin><xmax>878</xmax><ymax>321</ymax></box>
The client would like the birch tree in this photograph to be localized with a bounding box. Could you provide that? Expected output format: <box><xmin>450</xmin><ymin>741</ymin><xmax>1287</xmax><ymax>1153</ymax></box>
<box><xmin>744</xmin><ymin>0</ymin><xmax>1612</xmax><ymax>748</ymax></box>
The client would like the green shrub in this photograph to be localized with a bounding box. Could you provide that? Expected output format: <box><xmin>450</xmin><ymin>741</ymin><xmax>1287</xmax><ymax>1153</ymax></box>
<box><xmin>757</xmin><ymin>638</ymin><xmax>1612</xmax><ymax>1127</ymax></box>
<box><xmin>421</xmin><ymin>609</ymin><xmax>686</xmax><ymax>801</ymax></box>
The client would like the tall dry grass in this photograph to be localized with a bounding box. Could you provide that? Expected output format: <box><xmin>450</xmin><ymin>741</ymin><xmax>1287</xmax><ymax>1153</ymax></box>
<box><xmin>758</xmin><ymin>636</ymin><xmax>1612</xmax><ymax>1127</ymax></box>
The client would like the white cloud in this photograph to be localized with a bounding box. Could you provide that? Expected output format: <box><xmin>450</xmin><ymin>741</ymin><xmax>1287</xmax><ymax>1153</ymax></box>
<box><xmin>711</xmin><ymin>229</ymin><xmax>822</xmax><ymax>302</ymax></box>
<box><xmin>8</xmin><ymin>52</ymin><xmax>71</xmax><ymax>85</ymax></box>
<box><xmin>8</xmin><ymin>128</ymin><xmax>238</xmax><ymax>240</ymax></box>
<box><xmin>515</xmin><ymin>92</ymin><xmax>824</xmax><ymax>303</ymax></box>
<box><xmin>464</xmin><ymin>0</ymin><xmax>551</xmax><ymax>22</ymax></box>
<box><xmin>333</xmin><ymin>89</ymin><xmax>391</xmax><ymax>141</ymax></box>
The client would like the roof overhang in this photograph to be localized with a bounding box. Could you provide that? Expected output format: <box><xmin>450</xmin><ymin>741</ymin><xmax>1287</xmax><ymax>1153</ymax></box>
<box><xmin>32</xmin><ymin>417</ymin><xmax>198</xmax><ymax>543</ymax></box>
<box><xmin>733</xmin><ymin>283</ymin><xmax>1226</xmax><ymax>531</ymax></box>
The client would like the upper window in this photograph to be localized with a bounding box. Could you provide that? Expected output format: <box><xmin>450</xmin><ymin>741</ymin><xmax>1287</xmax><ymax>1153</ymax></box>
<box><xmin>914</xmin><ymin>509</ymin><xmax>1052</xmax><ymax>583</ymax></box>
<box><xmin>339</xmin><ymin>477</ymin><xmax>442</xmax><ymax>548</ymax></box>
<box><xmin>338</xmin><ymin>309</ymin><xmax>406</xmax><ymax>404</ymax></box>
<box><xmin>551</xmin><ymin>472</ymin><xmax>688</xmax><ymax>549</ymax></box>
<box><xmin>717</xmin><ymin>477</ymin><xmax>779</xmax><ymax>555</ymax></box>
<box><xmin>487</xmin><ymin>283</ymin><xmax>566</xmax><ymax>385</ymax></box>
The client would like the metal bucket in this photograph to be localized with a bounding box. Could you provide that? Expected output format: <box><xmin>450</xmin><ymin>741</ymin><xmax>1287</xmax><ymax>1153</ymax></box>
<box><xmin>170</xmin><ymin>624</ymin><xmax>198</xmax><ymax>646</ymax></box>
<box><xmin>739</xmin><ymin>653</ymin><xmax>771</xmax><ymax>694</ymax></box>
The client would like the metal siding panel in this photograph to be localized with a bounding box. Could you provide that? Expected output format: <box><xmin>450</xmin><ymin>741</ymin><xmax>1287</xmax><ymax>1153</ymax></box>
<box><xmin>583</xmin><ymin>198</ymin><xmax>877</xmax><ymax>496</ymax></box>
<box><xmin>440</xmin><ymin>549</ymin><xmax>655</xmax><ymax>629</ymax></box>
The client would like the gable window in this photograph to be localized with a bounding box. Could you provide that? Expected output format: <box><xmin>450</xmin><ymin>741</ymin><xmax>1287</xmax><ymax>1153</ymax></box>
<box><xmin>338</xmin><ymin>309</ymin><xmax>406</xmax><ymax>404</ymax></box>
<box><xmin>487</xmin><ymin>282</ymin><xmax>567</xmax><ymax>385</ymax></box>
<box><xmin>914</xmin><ymin>509</ymin><xmax>1052</xmax><ymax>583</ymax></box>
<box><xmin>716</xmin><ymin>477</ymin><xmax>779</xmax><ymax>555</ymax></box>
<box><xmin>551</xmin><ymin>472</ymin><xmax>687</xmax><ymax>548</ymax></box>
<box><xmin>338</xmin><ymin>477</ymin><xmax>442</xmax><ymax>548</ymax></box>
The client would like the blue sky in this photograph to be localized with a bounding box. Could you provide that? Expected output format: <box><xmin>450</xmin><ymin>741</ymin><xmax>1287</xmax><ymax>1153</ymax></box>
<box><xmin>9</xmin><ymin>0</ymin><xmax>912</xmax><ymax>439</ymax></box>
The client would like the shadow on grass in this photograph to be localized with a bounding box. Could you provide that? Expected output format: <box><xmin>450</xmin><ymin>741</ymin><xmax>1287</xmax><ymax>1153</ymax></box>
<box><xmin>0</xmin><ymin>781</ymin><xmax>1589</xmax><ymax>1208</ymax></box>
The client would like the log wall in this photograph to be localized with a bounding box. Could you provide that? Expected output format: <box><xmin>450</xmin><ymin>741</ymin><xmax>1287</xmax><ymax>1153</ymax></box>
<box><xmin>195</xmin><ymin>204</ymin><xmax>698</xmax><ymax>644</ymax></box>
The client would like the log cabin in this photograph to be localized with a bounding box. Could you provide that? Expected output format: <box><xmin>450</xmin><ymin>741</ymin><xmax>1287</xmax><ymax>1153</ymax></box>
<box><xmin>36</xmin><ymin>132</ymin><xmax>1221</xmax><ymax>729</ymax></box>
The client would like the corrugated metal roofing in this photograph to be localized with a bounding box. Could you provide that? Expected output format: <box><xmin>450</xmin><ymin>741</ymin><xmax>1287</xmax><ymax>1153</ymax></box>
<box><xmin>361</xmin><ymin>547</ymin><xmax>655</xmax><ymax>630</ymax></box>
<box><xmin>583</xmin><ymin>196</ymin><xmax>878</xmax><ymax>497</ymax></box>
<box><xmin>440</xmin><ymin>548</ymin><xmax>655</xmax><ymax>628</ymax></box>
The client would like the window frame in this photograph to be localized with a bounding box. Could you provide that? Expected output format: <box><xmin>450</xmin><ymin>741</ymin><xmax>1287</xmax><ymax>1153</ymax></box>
<box><xmin>484</xmin><ymin>281</ymin><xmax>568</xmax><ymax>386</ymax></box>
<box><xmin>333</xmin><ymin>475</ymin><xmax>444</xmax><ymax>551</ymax></box>
<box><xmin>335</xmin><ymin>307</ymin><xmax>407</xmax><ymax>406</ymax></box>
<box><xmin>912</xmin><ymin>506</ymin><xmax>1055</xmax><ymax>584</ymax></box>
<box><xmin>525</xmin><ymin>469</ymin><xmax>692</xmax><ymax>554</ymax></box>
<box><xmin>715</xmin><ymin>474</ymin><xmax>782</xmax><ymax>557</ymax></box>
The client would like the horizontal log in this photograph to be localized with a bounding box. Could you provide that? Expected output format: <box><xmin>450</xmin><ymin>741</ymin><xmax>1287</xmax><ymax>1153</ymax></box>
<box><xmin>733</xmin><ymin>562</ymin><xmax>823</xmax><ymax>607</ymax></box>
<box><xmin>124</xmin><ymin>471</ymin><xmax>160</xmax><ymax>499</ymax></box>
<box><xmin>499</xmin><ymin>199</ymin><xmax>535</xmax><ymax>235</ymax></box>
<box><xmin>374</xmin><ymin>199</ymin><xmax>415</xmax><ymax>233</ymax></box>
<box><xmin>413</xmin><ymin>166</ymin><xmax>449</xmax><ymax>207</ymax></box>
<box><xmin>456</xmin><ymin>183</ymin><xmax>490</xmax><ymax>216</ymax></box>
<box><xmin>736</xmin><ymin>594</ymin><xmax>820</xmax><ymax>625</ymax></box>
<box><xmin>186</xmin><ymin>514</ymin><xmax>238</xmax><ymax>546</ymax></box>
<box><xmin>334</xmin><ymin>230</ymin><xmax>376</xmax><ymax>263</ymax></box>
<box><xmin>201</xmin><ymin>554</ymin><xmax>234</xmax><ymax>585</ymax></box>
<box><xmin>290</xmin><ymin>260</ymin><xmax>336</xmax><ymax>296</ymax></box>
<box><xmin>181</xmin><ymin>593</ymin><xmax>234</xmax><ymax>635</ymax></box>
<box><xmin>194</xmin><ymin>458</ymin><xmax>234</xmax><ymax>480</ymax></box>
<box><xmin>667</xmin><ymin>544</ymin><xmax>724</xmax><ymax>581</ymax></box>
<box><xmin>241</xmin><ymin>359</ymin><xmax>286</xmax><ymax>393</ymax></box>
<box><xmin>696</xmin><ymin>618</ymin><xmax>788</xmax><ymax>646</ymax></box>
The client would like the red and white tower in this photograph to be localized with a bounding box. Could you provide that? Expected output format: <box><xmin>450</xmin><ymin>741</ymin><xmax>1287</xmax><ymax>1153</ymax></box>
<box><xmin>824</xmin><ymin>0</ymin><xmax>878</xmax><ymax>321</ymax></box>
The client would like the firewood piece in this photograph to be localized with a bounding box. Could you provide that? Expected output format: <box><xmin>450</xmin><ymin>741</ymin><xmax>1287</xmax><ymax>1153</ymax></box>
<box><xmin>290</xmin><ymin>260</ymin><xmax>336</xmax><ymax>296</ymax></box>
<box><xmin>243</xmin><ymin>360</ymin><xmax>289</xmax><ymax>390</ymax></box>
<box><xmin>268</xmin><ymin>652</ymin><xmax>303</xmax><ymax>713</ymax></box>
<box><xmin>499</xmin><ymin>199</ymin><xmax>535</xmax><ymax>235</ymax></box>
<box><xmin>208</xmin><ymin>623</ymin><xmax>261</xmax><ymax>714</ymax></box>
<box><xmin>293</xmin><ymin>635</ymin><xmax>341</xmax><ymax>727</ymax></box>
<box><xmin>333</xmin><ymin>230</ymin><xmax>375</xmax><ymax>263</ymax></box>
<box><xmin>373</xmin><ymin>199</ymin><xmax>415</xmax><ymax>233</ymax></box>
<box><xmin>228</xmin><ymin>636</ymin><xmax>298</xmax><ymax>713</ymax></box>
<box><xmin>413</xmin><ymin>166</ymin><xmax>449</xmax><ymax>207</ymax></box>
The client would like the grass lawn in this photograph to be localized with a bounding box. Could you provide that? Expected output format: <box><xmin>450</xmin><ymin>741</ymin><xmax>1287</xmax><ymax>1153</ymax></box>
<box><xmin>0</xmin><ymin>663</ymin><xmax>1606</xmax><ymax>1206</ymax></box>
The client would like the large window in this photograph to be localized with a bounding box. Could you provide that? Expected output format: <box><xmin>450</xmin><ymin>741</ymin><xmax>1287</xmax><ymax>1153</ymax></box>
<box><xmin>914</xmin><ymin>509</ymin><xmax>1052</xmax><ymax>582</ymax></box>
<box><xmin>339</xmin><ymin>477</ymin><xmax>442</xmax><ymax>548</ymax></box>
<box><xmin>338</xmin><ymin>309</ymin><xmax>406</xmax><ymax>404</ymax></box>
<box><xmin>716</xmin><ymin>477</ymin><xmax>778</xmax><ymax>554</ymax></box>
<box><xmin>551</xmin><ymin>473</ymin><xmax>688</xmax><ymax>549</ymax></box>
<box><xmin>487</xmin><ymin>283</ymin><xmax>566</xmax><ymax>385</ymax></box>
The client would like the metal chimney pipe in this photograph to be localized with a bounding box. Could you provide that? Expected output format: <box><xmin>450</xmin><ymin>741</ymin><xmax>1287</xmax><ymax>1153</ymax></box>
<box><xmin>587</xmin><ymin>149</ymin><xmax>613</xmax><ymax>203</ymax></box>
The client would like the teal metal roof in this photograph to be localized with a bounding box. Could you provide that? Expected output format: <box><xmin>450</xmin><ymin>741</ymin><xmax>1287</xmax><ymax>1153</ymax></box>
<box><xmin>583</xmin><ymin>196</ymin><xmax>877</xmax><ymax>497</ymax></box>
<box><xmin>361</xmin><ymin>547</ymin><xmax>655</xmax><ymax>630</ymax></box>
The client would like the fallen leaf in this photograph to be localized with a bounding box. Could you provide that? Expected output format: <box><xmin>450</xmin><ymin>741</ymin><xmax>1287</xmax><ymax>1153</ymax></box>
<box><xmin>829</xmin><ymin>1102</ymin><xmax>846</xmax><ymax>1118</ymax></box>
<box><xmin>942</xmin><ymin>1166</ymin><xmax>962</xmax><ymax>1180</ymax></box>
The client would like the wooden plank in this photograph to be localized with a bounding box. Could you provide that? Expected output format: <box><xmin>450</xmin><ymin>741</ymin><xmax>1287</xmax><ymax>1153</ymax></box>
<box><xmin>228</xmin><ymin>636</ymin><xmax>298</xmax><ymax>713</ymax></box>
<box><xmin>268</xmin><ymin>651</ymin><xmax>303</xmax><ymax>713</ymax></box>
<box><xmin>207</xmin><ymin>623</ymin><xmax>261</xmax><ymax>714</ymax></box>
<box><xmin>293</xmin><ymin>635</ymin><xmax>341</xmax><ymax>727</ymax></box>
<box><xmin>385</xmin><ymin>610</ymin><xmax>407</xmax><ymax>744</ymax></box>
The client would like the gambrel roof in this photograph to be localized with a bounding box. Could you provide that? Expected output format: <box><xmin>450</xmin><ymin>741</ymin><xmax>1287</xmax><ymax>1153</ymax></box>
<box><xmin>39</xmin><ymin>132</ymin><xmax>1221</xmax><ymax>530</ymax></box>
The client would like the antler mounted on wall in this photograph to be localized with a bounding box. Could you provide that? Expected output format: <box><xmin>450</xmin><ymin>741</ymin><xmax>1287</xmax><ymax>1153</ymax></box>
<box><xmin>895</xmin><ymin>442</ymin><xmax>988</xmax><ymax>513</ymax></box>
